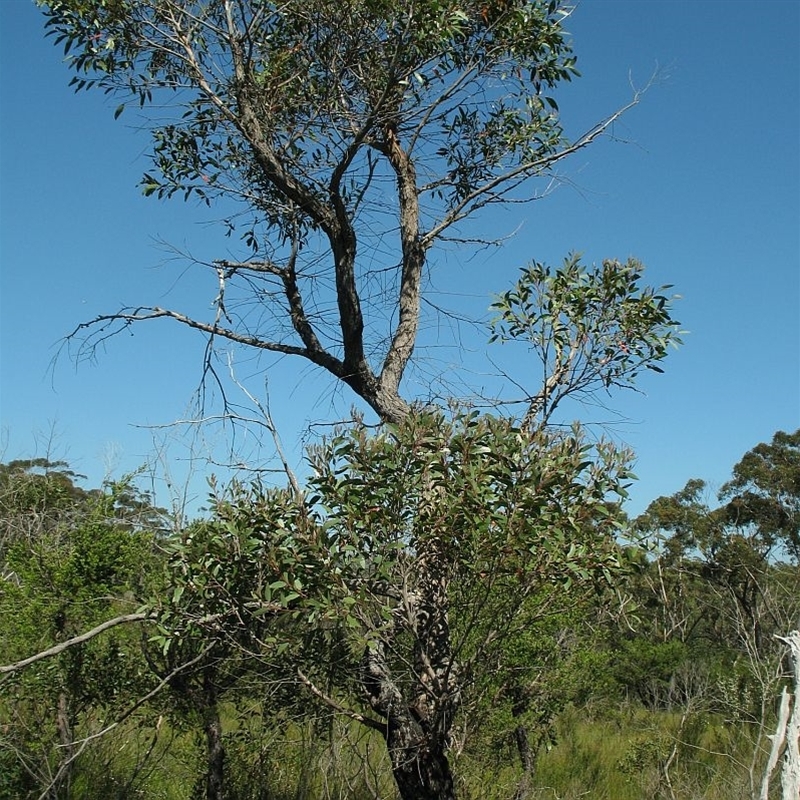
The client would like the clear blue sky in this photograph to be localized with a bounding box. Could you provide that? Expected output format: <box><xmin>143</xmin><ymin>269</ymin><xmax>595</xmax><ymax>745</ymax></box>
<box><xmin>1</xmin><ymin>0</ymin><xmax>798</xmax><ymax>518</ymax></box>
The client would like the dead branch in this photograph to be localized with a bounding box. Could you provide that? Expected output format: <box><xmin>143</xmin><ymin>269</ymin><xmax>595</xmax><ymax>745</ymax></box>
<box><xmin>0</xmin><ymin>612</ymin><xmax>151</xmax><ymax>677</ymax></box>
<box><xmin>297</xmin><ymin>668</ymin><xmax>385</xmax><ymax>733</ymax></box>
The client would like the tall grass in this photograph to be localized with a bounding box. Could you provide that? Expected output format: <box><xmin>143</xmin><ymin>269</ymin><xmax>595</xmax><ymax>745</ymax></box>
<box><xmin>530</xmin><ymin>705</ymin><xmax>771</xmax><ymax>800</ymax></box>
<box><xmin>8</xmin><ymin>703</ymin><xmax>779</xmax><ymax>799</ymax></box>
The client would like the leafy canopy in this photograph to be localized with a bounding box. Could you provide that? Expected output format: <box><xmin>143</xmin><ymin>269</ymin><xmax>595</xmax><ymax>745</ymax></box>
<box><xmin>40</xmin><ymin>0</ymin><xmax>645</xmax><ymax>423</ymax></box>
<box><xmin>490</xmin><ymin>256</ymin><xmax>682</xmax><ymax>427</ymax></box>
<box><xmin>44</xmin><ymin>0</ymin><xmax>577</xmax><ymax>215</ymax></box>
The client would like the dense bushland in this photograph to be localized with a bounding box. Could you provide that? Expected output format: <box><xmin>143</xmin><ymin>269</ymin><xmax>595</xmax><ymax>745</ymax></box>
<box><xmin>1</xmin><ymin>430</ymin><xmax>798</xmax><ymax>799</ymax></box>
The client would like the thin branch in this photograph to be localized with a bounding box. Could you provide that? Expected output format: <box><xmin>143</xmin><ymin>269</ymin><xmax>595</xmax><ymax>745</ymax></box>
<box><xmin>422</xmin><ymin>91</ymin><xmax>645</xmax><ymax>246</ymax></box>
<box><xmin>224</xmin><ymin>355</ymin><xmax>304</xmax><ymax>500</ymax></box>
<box><xmin>35</xmin><ymin>643</ymin><xmax>215</xmax><ymax>800</ymax></box>
<box><xmin>297</xmin><ymin>668</ymin><xmax>385</xmax><ymax>733</ymax></box>
<box><xmin>0</xmin><ymin>612</ymin><xmax>150</xmax><ymax>677</ymax></box>
<box><xmin>69</xmin><ymin>307</ymin><xmax>339</xmax><ymax>368</ymax></box>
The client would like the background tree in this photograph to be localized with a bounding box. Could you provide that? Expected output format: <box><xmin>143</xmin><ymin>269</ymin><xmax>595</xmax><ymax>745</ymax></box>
<box><xmin>0</xmin><ymin>462</ymin><xmax>161</xmax><ymax>799</ymax></box>
<box><xmin>720</xmin><ymin>430</ymin><xmax>800</xmax><ymax>562</ymax></box>
<box><xmin>622</xmin><ymin>431</ymin><xmax>800</xmax><ymax>762</ymax></box>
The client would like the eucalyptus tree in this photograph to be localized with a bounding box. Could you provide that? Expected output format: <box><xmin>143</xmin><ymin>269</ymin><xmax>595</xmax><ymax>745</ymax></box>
<box><xmin>306</xmin><ymin>412</ymin><xmax>633</xmax><ymax>799</ymax></box>
<box><xmin>172</xmin><ymin>411</ymin><xmax>634</xmax><ymax>800</ymax></box>
<box><xmin>29</xmin><ymin>3</ymin><xmax>686</xmax><ymax>798</ymax></box>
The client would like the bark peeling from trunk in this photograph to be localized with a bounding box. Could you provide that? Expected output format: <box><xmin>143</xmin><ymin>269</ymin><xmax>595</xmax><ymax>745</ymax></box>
<box><xmin>362</xmin><ymin>641</ymin><xmax>457</xmax><ymax>800</ymax></box>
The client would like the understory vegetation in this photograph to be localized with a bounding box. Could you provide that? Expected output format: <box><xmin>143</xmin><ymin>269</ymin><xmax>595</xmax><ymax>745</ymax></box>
<box><xmin>0</xmin><ymin>703</ymin><xmax>784</xmax><ymax>799</ymax></box>
<box><xmin>1</xmin><ymin>429</ymin><xmax>798</xmax><ymax>800</ymax></box>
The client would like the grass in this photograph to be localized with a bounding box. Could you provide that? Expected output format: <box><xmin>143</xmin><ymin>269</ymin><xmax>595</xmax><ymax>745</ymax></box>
<box><xmin>1</xmin><ymin>702</ymin><xmax>780</xmax><ymax>799</ymax></box>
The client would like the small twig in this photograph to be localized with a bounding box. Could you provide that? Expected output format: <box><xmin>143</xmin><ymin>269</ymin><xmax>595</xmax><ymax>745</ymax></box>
<box><xmin>224</xmin><ymin>355</ymin><xmax>304</xmax><ymax>500</ymax></box>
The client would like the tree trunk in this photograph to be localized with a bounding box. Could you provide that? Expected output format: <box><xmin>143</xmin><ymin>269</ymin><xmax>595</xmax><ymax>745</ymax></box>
<box><xmin>385</xmin><ymin>720</ymin><xmax>456</xmax><ymax>800</ymax></box>
<box><xmin>511</xmin><ymin>692</ymin><xmax>535</xmax><ymax>774</ymax></box>
<box><xmin>202</xmin><ymin>672</ymin><xmax>226</xmax><ymax>800</ymax></box>
<box><xmin>53</xmin><ymin>690</ymin><xmax>75</xmax><ymax>799</ymax></box>
<box><xmin>362</xmin><ymin>642</ymin><xmax>457</xmax><ymax>800</ymax></box>
<box><xmin>512</xmin><ymin>722</ymin><xmax>533</xmax><ymax>800</ymax></box>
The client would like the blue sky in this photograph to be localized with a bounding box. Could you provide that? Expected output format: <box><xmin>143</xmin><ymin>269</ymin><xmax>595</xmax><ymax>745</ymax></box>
<box><xmin>1</xmin><ymin>0</ymin><xmax>798</xmax><ymax>518</ymax></box>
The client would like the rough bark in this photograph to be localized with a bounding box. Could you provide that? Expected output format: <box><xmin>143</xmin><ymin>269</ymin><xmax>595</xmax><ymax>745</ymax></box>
<box><xmin>387</xmin><ymin>721</ymin><xmax>456</xmax><ymax>800</ymax></box>
<box><xmin>202</xmin><ymin>672</ymin><xmax>226</xmax><ymax>800</ymax></box>
<box><xmin>344</xmin><ymin>370</ymin><xmax>413</xmax><ymax>425</ymax></box>
<box><xmin>358</xmin><ymin>523</ymin><xmax>462</xmax><ymax>800</ymax></box>
<box><xmin>512</xmin><ymin>719</ymin><xmax>534</xmax><ymax>800</ymax></box>
<box><xmin>362</xmin><ymin>642</ymin><xmax>456</xmax><ymax>800</ymax></box>
<box><xmin>377</xmin><ymin>123</ymin><xmax>425</xmax><ymax>405</ymax></box>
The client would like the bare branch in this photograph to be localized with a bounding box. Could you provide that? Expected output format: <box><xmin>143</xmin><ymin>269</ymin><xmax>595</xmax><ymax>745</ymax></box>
<box><xmin>224</xmin><ymin>355</ymin><xmax>304</xmax><ymax>500</ymax></box>
<box><xmin>69</xmin><ymin>308</ymin><xmax>331</xmax><ymax>366</ymax></box>
<box><xmin>297</xmin><ymin>668</ymin><xmax>385</xmax><ymax>733</ymax></box>
<box><xmin>0</xmin><ymin>612</ymin><xmax>150</xmax><ymax>677</ymax></box>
